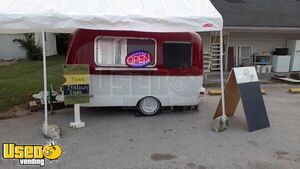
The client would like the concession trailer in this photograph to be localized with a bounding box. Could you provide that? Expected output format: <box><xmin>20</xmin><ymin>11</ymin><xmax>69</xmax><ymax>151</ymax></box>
<box><xmin>67</xmin><ymin>29</ymin><xmax>205</xmax><ymax>115</ymax></box>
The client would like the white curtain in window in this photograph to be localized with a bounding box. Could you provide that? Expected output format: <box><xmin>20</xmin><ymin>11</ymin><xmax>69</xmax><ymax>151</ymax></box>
<box><xmin>97</xmin><ymin>38</ymin><xmax>127</xmax><ymax>65</ymax></box>
<box><xmin>114</xmin><ymin>39</ymin><xmax>127</xmax><ymax>64</ymax></box>
<box><xmin>97</xmin><ymin>38</ymin><xmax>114</xmax><ymax>64</ymax></box>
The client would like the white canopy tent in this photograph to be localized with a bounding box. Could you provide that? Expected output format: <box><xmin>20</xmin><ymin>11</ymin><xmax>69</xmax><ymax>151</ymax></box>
<box><xmin>0</xmin><ymin>0</ymin><xmax>225</xmax><ymax>132</ymax></box>
<box><xmin>0</xmin><ymin>0</ymin><xmax>222</xmax><ymax>33</ymax></box>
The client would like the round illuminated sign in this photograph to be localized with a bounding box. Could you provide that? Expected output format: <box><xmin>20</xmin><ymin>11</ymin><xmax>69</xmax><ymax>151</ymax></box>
<box><xmin>125</xmin><ymin>50</ymin><xmax>153</xmax><ymax>68</ymax></box>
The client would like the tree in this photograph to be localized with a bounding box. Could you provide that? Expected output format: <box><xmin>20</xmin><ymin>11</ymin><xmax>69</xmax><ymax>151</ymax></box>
<box><xmin>13</xmin><ymin>33</ymin><xmax>42</xmax><ymax>60</ymax></box>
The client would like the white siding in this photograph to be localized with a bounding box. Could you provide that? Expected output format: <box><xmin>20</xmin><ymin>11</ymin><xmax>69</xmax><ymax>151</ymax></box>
<box><xmin>198</xmin><ymin>32</ymin><xmax>210</xmax><ymax>53</ymax></box>
<box><xmin>229</xmin><ymin>32</ymin><xmax>300</xmax><ymax>54</ymax></box>
<box><xmin>227</xmin><ymin>32</ymin><xmax>300</xmax><ymax>69</ymax></box>
<box><xmin>0</xmin><ymin>33</ymin><xmax>58</xmax><ymax>60</ymax></box>
<box><xmin>197</xmin><ymin>32</ymin><xmax>300</xmax><ymax>71</ymax></box>
<box><xmin>35</xmin><ymin>32</ymin><xmax>58</xmax><ymax>56</ymax></box>
<box><xmin>0</xmin><ymin>34</ymin><xmax>26</xmax><ymax>60</ymax></box>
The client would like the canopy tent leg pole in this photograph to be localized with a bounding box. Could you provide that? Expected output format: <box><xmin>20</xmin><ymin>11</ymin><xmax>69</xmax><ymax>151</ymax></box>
<box><xmin>42</xmin><ymin>30</ymin><xmax>48</xmax><ymax>134</ymax></box>
<box><xmin>211</xmin><ymin>30</ymin><xmax>228</xmax><ymax>132</ymax></box>
<box><xmin>220</xmin><ymin>30</ymin><xmax>226</xmax><ymax>118</ymax></box>
<box><xmin>70</xmin><ymin>104</ymin><xmax>85</xmax><ymax>128</ymax></box>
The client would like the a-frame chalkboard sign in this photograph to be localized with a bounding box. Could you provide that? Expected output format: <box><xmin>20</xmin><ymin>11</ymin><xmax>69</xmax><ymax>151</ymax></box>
<box><xmin>213</xmin><ymin>67</ymin><xmax>270</xmax><ymax>132</ymax></box>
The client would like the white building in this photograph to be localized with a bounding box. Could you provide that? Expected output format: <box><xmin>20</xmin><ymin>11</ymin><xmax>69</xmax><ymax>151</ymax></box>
<box><xmin>200</xmin><ymin>0</ymin><xmax>300</xmax><ymax>71</ymax></box>
<box><xmin>0</xmin><ymin>32</ymin><xmax>57</xmax><ymax>60</ymax></box>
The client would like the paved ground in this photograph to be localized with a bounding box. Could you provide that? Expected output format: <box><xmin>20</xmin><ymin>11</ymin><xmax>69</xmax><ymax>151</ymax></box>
<box><xmin>0</xmin><ymin>84</ymin><xmax>300</xmax><ymax>169</ymax></box>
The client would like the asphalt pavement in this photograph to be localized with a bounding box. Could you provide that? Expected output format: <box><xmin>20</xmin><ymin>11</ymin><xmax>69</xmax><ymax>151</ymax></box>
<box><xmin>0</xmin><ymin>84</ymin><xmax>299</xmax><ymax>169</ymax></box>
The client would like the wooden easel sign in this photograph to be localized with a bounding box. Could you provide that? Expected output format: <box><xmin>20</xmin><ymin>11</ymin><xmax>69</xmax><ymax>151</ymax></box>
<box><xmin>213</xmin><ymin>67</ymin><xmax>270</xmax><ymax>132</ymax></box>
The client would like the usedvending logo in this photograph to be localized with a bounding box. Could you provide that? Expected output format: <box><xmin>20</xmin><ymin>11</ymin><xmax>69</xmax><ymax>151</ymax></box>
<box><xmin>2</xmin><ymin>140</ymin><xmax>62</xmax><ymax>167</ymax></box>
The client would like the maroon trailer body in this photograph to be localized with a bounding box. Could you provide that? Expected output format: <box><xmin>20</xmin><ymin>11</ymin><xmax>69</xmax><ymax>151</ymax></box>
<box><xmin>66</xmin><ymin>29</ymin><xmax>204</xmax><ymax>115</ymax></box>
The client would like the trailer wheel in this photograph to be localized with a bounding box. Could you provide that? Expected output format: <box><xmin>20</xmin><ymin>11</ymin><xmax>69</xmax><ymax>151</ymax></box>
<box><xmin>138</xmin><ymin>96</ymin><xmax>161</xmax><ymax>116</ymax></box>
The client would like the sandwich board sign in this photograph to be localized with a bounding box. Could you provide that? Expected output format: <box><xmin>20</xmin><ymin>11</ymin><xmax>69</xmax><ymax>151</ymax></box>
<box><xmin>213</xmin><ymin>67</ymin><xmax>270</xmax><ymax>132</ymax></box>
<box><xmin>63</xmin><ymin>64</ymin><xmax>90</xmax><ymax>105</ymax></box>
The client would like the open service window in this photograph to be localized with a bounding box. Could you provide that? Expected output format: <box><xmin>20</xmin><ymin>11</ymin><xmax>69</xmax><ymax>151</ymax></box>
<box><xmin>95</xmin><ymin>37</ymin><xmax>156</xmax><ymax>67</ymax></box>
<box><xmin>163</xmin><ymin>42</ymin><xmax>192</xmax><ymax>68</ymax></box>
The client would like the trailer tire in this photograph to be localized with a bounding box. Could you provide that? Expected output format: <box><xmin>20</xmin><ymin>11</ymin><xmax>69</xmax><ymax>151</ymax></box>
<box><xmin>138</xmin><ymin>96</ymin><xmax>161</xmax><ymax>116</ymax></box>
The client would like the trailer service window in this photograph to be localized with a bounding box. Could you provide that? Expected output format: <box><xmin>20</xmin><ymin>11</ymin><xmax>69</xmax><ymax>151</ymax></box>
<box><xmin>163</xmin><ymin>42</ymin><xmax>192</xmax><ymax>68</ymax></box>
<box><xmin>95</xmin><ymin>37</ymin><xmax>156</xmax><ymax>66</ymax></box>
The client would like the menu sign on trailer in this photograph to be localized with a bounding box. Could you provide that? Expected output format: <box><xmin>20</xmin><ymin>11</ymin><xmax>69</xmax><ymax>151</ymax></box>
<box><xmin>63</xmin><ymin>64</ymin><xmax>90</xmax><ymax>105</ymax></box>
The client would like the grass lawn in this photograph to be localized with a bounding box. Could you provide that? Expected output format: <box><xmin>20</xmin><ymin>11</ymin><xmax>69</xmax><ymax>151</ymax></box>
<box><xmin>0</xmin><ymin>55</ymin><xmax>66</xmax><ymax>113</ymax></box>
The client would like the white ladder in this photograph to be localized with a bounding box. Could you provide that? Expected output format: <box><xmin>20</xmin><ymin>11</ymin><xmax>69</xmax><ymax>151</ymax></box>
<box><xmin>209</xmin><ymin>35</ymin><xmax>225</xmax><ymax>71</ymax></box>
<box><xmin>210</xmin><ymin>42</ymin><xmax>221</xmax><ymax>71</ymax></box>
<box><xmin>203</xmin><ymin>52</ymin><xmax>211</xmax><ymax>72</ymax></box>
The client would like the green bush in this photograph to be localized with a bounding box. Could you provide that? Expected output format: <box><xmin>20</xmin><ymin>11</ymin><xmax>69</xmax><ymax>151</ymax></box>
<box><xmin>13</xmin><ymin>33</ymin><xmax>43</xmax><ymax>60</ymax></box>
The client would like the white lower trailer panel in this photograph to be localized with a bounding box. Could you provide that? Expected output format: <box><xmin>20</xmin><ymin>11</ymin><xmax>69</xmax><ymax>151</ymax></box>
<box><xmin>81</xmin><ymin>75</ymin><xmax>203</xmax><ymax>107</ymax></box>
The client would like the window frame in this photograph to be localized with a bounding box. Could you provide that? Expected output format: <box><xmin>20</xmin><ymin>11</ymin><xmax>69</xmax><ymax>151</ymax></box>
<box><xmin>163</xmin><ymin>41</ymin><xmax>193</xmax><ymax>69</ymax></box>
<box><xmin>236</xmin><ymin>45</ymin><xmax>253</xmax><ymax>66</ymax></box>
<box><xmin>94</xmin><ymin>36</ymin><xmax>157</xmax><ymax>67</ymax></box>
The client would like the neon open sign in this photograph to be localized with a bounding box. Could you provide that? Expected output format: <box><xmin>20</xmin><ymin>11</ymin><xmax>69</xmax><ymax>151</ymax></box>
<box><xmin>125</xmin><ymin>50</ymin><xmax>152</xmax><ymax>68</ymax></box>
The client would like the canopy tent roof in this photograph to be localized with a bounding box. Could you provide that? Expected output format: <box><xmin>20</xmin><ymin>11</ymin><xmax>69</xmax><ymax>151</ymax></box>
<box><xmin>0</xmin><ymin>0</ymin><xmax>225</xmax><ymax>131</ymax></box>
<box><xmin>0</xmin><ymin>0</ymin><xmax>222</xmax><ymax>33</ymax></box>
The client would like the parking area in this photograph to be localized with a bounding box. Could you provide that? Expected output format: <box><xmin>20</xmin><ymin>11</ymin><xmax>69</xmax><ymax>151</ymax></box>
<box><xmin>0</xmin><ymin>84</ymin><xmax>300</xmax><ymax>169</ymax></box>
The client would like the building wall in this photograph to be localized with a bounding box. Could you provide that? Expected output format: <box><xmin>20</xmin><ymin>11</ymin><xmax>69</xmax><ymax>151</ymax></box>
<box><xmin>35</xmin><ymin>32</ymin><xmax>58</xmax><ymax>56</ymax></box>
<box><xmin>0</xmin><ymin>34</ymin><xmax>26</xmax><ymax>60</ymax></box>
<box><xmin>200</xmin><ymin>31</ymin><xmax>300</xmax><ymax>70</ymax></box>
<box><xmin>228</xmin><ymin>32</ymin><xmax>300</xmax><ymax>68</ymax></box>
<box><xmin>228</xmin><ymin>32</ymin><xmax>300</xmax><ymax>54</ymax></box>
<box><xmin>198</xmin><ymin>32</ymin><xmax>210</xmax><ymax>53</ymax></box>
<box><xmin>200</xmin><ymin>32</ymin><xmax>300</xmax><ymax>54</ymax></box>
<box><xmin>0</xmin><ymin>33</ymin><xmax>58</xmax><ymax>60</ymax></box>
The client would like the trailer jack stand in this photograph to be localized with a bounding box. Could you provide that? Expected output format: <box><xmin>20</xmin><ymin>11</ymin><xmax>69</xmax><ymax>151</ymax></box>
<box><xmin>70</xmin><ymin>104</ymin><xmax>85</xmax><ymax>129</ymax></box>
